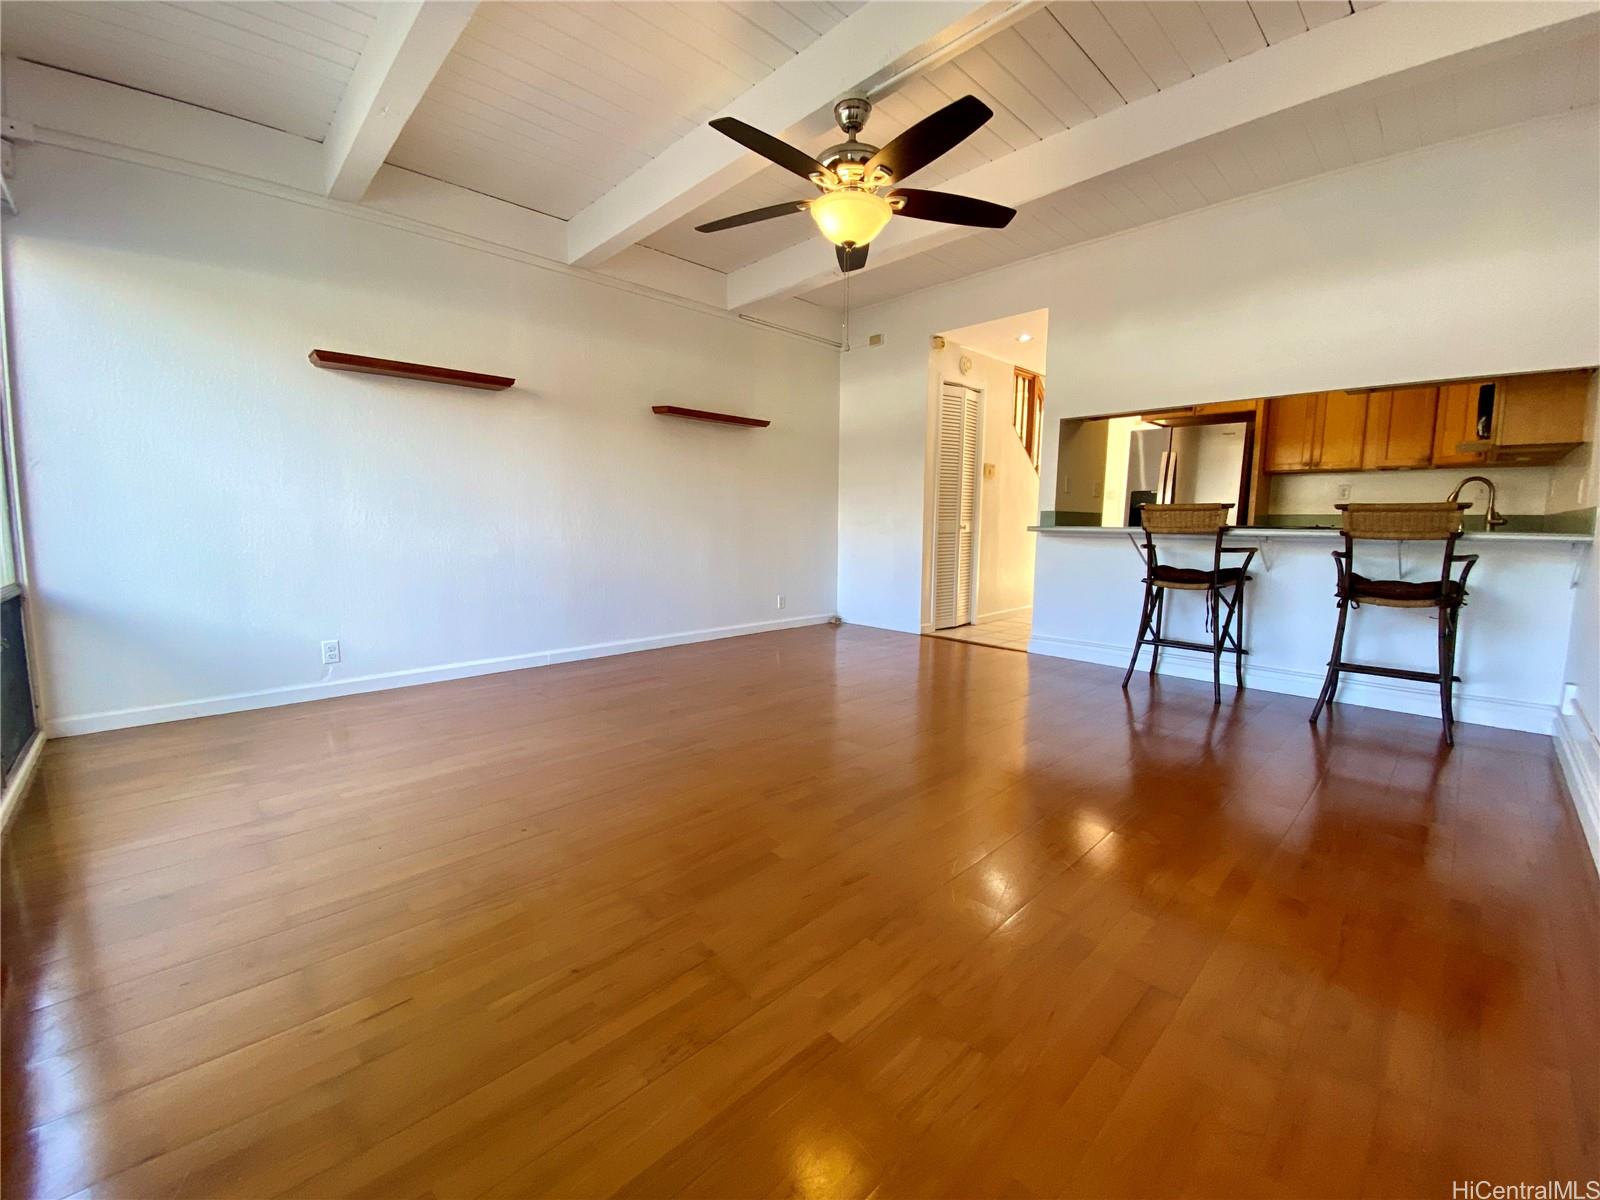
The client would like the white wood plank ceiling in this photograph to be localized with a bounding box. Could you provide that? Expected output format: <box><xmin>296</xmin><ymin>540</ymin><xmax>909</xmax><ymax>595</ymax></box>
<box><xmin>805</xmin><ymin>27</ymin><xmax>1600</xmax><ymax>310</ymax></box>
<box><xmin>6</xmin><ymin>1</ymin><xmax>1364</xmax><ymax>244</ymax></box>
<box><xmin>385</xmin><ymin>2</ymin><xmax>862</xmax><ymax>220</ymax></box>
<box><xmin>641</xmin><ymin>1</ymin><xmax>1370</xmax><ymax>272</ymax></box>
<box><xmin>3</xmin><ymin>0</ymin><xmax>1595</xmax><ymax>315</ymax></box>
<box><xmin>0</xmin><ymin>1</ymin><xmax>380</xmax><ymax>140</ymax></box>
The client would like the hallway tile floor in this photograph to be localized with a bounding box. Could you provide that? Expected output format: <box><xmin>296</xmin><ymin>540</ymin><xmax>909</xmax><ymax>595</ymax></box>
<box><xmin>925</xmin><ymin>608</ymin><xmax>1033</xmax><ymax>652</ymax></box>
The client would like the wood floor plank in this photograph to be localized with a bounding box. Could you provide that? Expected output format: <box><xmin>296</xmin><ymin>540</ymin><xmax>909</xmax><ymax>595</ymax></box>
<box><xmin>3</xmin><ymin>625</ymin><xmax>1595</xmax><ymax>1199</ymax></box>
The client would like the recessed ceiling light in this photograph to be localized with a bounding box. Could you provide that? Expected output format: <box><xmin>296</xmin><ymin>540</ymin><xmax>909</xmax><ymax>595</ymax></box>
<box><xmin>1016</xmin><ymin>332</ymin><xmax>1033</xmax><ymax>343</ymax></box>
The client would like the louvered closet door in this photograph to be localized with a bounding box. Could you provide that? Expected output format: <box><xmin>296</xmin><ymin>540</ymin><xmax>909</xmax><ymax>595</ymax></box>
<box><xmin>933</xmin><ymin>384</ymin><xmax>980</xmax><ymax>629</ymax></box>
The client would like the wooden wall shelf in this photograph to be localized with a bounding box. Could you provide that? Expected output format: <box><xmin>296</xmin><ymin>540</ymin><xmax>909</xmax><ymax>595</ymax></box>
<box><xmin>652</xmin><ymin>405</ymin><xmax>769</xmax><ymax>428</ymax></box>
<box><xmin>309</xmin><ymin>350</ymin><xmax>514</xmax><ymax>391</ymax></box>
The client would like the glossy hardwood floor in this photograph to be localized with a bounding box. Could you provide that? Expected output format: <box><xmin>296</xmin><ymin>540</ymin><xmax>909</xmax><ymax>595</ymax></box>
<box><xmin>3</xmin><ymin>625</ymin><xmax>1596</xmax><ymax>1199</ymax></box>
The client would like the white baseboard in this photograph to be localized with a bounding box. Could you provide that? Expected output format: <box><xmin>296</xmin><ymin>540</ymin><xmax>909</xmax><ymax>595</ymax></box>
<box><xmin>47</xmin><ymin>614</ymin><xmax>835</xmax><ymax>737</ymax></box>
<box><xmin>1027</xmin><ymin>632</ymin><xmax>1558</xmax><ymax>736</ymax></box>
<box><xmin>1555</xmin><ymin>694</ymin><xmax>1599</xmax><ymax>877</ymax></box>
<box><xmin>1</xmin><ymin>732</ymin><xmax>46</xmax><ymax>836</ymax></box>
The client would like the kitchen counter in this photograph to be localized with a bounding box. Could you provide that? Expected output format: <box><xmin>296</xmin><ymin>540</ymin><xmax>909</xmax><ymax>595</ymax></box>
<box><xmin>1029</xmin><ymin>525</ymin><xmax>1592</xmax><ymax>543</ymax></box>
<box><xmin>1024</xmin><ymin>524</ymin><xmax>1589</xmax><ymax>734</ymax></box>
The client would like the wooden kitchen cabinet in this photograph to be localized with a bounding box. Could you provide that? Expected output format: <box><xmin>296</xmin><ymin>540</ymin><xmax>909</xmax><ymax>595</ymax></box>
<box><xmin>1265</xmin><ymin>393</ymin><xmax>1318</xmax><ymax>471</ymax></box>
<box><xmin>1266</xmin><ymin>391</ymin><xmax>1368</xmax><ymax>472</ymax></box>
<box><xmin>1314</xmin><ymin>390</ymin><xmax>1369</xmax><ymax>471</ymax></box>
<box><xmin>1198</xmin><ymin>399</ymin><xmax>1259</xmax><ymax>416</ymax></box>
<box><xmin>1432</xmin><ymin>370</ymin><xmax>1593</xmax><ymax>466</ymax></box>
<box><xmin>1265</xmin><ymin>369</ymin><xmax>1592</xmax><ymax>473</ymax></box>
<box><xmin>1140</xmin><ymin>398</ymin><xmax>1259</xmax><ymax>426</ymax></box>
<box><xmin>1494</xmin><ymin>370</ymin><xmax>1591</xmax><ymax>453</ymax></box>
<box><xmin>1433</xmin><ymin>382</ymin><xmax>1492</xmax><ymax>466</ymax></box>
<box><xmin>1363</xmin><ymin>387</ymin><xmax>1439</xmax><ymax>469</ymax></box>
<box><xmin>1138</xmin><ymin>407</ymin><xmax>1194</xmax><ymax>425</ymax></box>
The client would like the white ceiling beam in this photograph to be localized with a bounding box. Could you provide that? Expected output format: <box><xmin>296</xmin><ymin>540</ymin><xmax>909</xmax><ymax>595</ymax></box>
<box><xmin>564</xmin><ymin>1</ymin><xmax>1033</xmax><ymax>270</ymax></box>
<box><xmin>0</xmin><ymin>58</ymin><xmax>837</xmax><ymax>337</ymax></box>
<box><xmin>323</xmin><ymin>1</ymin><xmax>477</xmax><ymax>202</ymax></box>
<box><xmin>2</xmin><ymin>56</ymin><xmax>325</xmax><ymax>192</ymax></box>
<box><xmin>727</xmin><ymin>0</ymin><xmax>1600</xmax><ymax>309</ymax></box>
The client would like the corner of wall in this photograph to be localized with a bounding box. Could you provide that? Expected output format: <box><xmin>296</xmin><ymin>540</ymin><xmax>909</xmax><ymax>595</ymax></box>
<box><xmin>1556</xmin><ymin>689</ymin><xmax>1600</xmax><ymax>878</ymax></box>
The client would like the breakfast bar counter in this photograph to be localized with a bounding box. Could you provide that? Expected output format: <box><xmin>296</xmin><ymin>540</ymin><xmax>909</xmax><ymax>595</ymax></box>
<box><xmin>1030</xmin><ymin>525</ymin><xmax>1592</xmax><ymax>544</ymax></box>
<box><xmin>1026</xmin><ymin>525</ymin><xmax>1592</xmax><ymax>733</ymax></box>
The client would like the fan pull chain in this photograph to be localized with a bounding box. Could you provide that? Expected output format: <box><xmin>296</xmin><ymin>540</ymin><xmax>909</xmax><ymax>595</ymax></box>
<box><xmin>841</xmin><ymin>259</ymin><xmax>851</xmax><ymax>352</ymax></box>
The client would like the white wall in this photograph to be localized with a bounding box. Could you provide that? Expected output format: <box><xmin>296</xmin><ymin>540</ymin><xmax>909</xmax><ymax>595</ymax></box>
<box><xmin>930</xmin><ymin>341</ymin><xmax>1038</xmax><ymax>622</ymax></box>
<box><xmin>1268</xmin><ymin>464</ymin><xmax>1557</xmax><ymax>516</ymax></box>
<box><xmin>1557</xmin><ymin>373</ymin><xmax>1600</xmax><ymax>863</ymax></box>
<box><xmin>937</xmin><ymin>309</ymin><xmax>1048</xmax><ymax>374</ymax></box>
<box><xmin>838</xmin><ymin>109</ymin><xmax>1600</xmax><ymax>635</ymax></box>
<box><xmin>5</xmin><ymin>146</ymin><xmax>840</xmax><ymax>734</ymax></box>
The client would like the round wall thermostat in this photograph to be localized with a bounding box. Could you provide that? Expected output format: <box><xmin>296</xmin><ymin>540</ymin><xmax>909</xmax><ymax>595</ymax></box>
<box><xmin>958</xmin><ymin>354</ymin><xmax>973</xmax><ymax>375</ymax></box>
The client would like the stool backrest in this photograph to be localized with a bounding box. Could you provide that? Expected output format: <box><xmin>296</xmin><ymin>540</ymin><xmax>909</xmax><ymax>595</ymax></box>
<box><xmin>1135</xmin><ymin>504</ymin><xmax>1233</xmax><ymax>580</ymax></box>
<box><xmin>1333</xmin><ymin>502</ymin><xmax>1470</xmax><ymax>595</ymax></box>
<box><xmin>1335</xmin><ymin>502</ymin><xmax>1467</xmax><ymax>541</ymax></box>
<box><xmin>1139</xmin><ymin>503</ymin><xmax>1233</xmax><ymax>535</ymax></box>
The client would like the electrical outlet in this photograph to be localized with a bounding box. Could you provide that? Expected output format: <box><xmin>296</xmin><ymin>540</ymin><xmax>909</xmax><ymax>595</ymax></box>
<box><xmin>776</xmin><ymin>594</ymin><xmax>786</xmax><ymax>610</ymax></box>
<box><xmin>321</xmin><ymin>639</ymin><xmax>341</xmax><ymax>665</ymax></box>
<box><xmin>1335</xmin><ymin>484</ymin><xmax>1352</xmax><ymax>502</ymax></box>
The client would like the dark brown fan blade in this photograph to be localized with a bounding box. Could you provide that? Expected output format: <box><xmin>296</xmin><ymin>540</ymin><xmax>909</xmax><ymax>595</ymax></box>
<box><xmin>695</xmin><ymin>201</ymin><xmax>810</xmax><ymax>233</ymax></box>
<box><xmin>890</xmin><ymin>188</ymin><xmax>1015</xmax><ymax>229</ymax></box>
<box><xmin>836</xmin><ymin>244</ymin><xmax>868</xmax><ymax>273</ymax></box>
<box><xmin>864</xmin><ymin>95</ymin><xmax>991</xmax><ymax>184</ymax></box>
<box><xmin>709</xmin><ymin>117</ymin><xmax>831</xmax><ymax>183</ymax></box>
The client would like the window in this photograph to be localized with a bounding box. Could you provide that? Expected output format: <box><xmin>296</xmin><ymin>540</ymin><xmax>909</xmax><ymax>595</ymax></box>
<box><xmin>1013</xmin><ymin>368</ymin><xmax>1044</xmax><ymax>469</ymax></box>
<box><xmin>1</xmin><ymin>259</ymin><xmax>38</xmax><ymax>784</ymax></box>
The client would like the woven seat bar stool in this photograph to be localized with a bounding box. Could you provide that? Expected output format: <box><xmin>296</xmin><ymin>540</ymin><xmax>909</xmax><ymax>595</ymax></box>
<box><xmin>1120</xmin><ymin>503</ymin><xmax>1258</xmax><ymax>705</ymax></box>
<box><xmin>1309</xmin><ymin>502</ymin><xmax>1478</xmax><ymax>745</ymax></box>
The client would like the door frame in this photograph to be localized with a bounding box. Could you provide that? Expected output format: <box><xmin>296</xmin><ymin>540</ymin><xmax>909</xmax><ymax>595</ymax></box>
<box><xmin>924</xmin><ymin>378</ymin><xmax>985</xmax><ymax>632</ymax></box>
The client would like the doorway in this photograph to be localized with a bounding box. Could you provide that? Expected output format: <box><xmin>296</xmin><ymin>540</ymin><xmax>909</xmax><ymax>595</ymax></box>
<box><xmin>923</xmin><ymin>309</ymin><xmax>1046</xmax><ymax>653</ymax></box>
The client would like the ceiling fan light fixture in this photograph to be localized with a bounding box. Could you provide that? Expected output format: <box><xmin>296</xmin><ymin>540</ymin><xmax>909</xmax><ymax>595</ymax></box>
<box><xmin>699</xmin><ymin>95</ymin><xmax>1012</xmax><ymax>259</ymax></box>
<box><xmin>808</xmin><ymin>188</ymin><xmax>892</xmax><ymax>248</ymax></box>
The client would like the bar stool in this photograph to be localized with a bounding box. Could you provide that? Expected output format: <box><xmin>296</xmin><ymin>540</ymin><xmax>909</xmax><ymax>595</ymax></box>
<box><xmin>1121</xmin><ymin>503</ymin><xmax>1258</xmax><ymax>705</ymax></box>
<box><xmin>1309</xmin><ymin>502</ymin><xmax>1478</xmax><ymax>745</ymax></box>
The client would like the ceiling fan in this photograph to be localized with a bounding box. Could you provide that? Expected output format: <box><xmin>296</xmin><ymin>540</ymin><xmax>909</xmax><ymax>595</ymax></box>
<box><xmin>695</xmin><ymin>94</ymin><xmax>1017</xmax><ymax>274</ymax></box>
